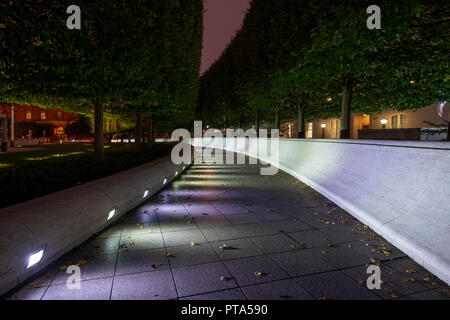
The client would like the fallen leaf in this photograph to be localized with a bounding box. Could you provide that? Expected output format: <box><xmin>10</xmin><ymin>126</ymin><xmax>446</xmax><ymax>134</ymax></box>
<box><xmin>390</xmin><ymin>292</ymin><xmax>399</xmax><ymax>299</ymax></box>
<box><xmin>220</xmin><ymin>276</ymin><xmax>232</xmax><ymax>281</ymax></box>
<box><xmin>255</xmin><ymin>272</ymin><xmax>263</xmax><ymax>277</ymax></box>
<box><xmin>151</xmin><ymin>264</ymin><xmax>159</xmax><ymax>269</ymax></box>
<box><xmin>191</xmin><ymin>242</ymin><xmax>197</xmax><ymax>246</ymax></box>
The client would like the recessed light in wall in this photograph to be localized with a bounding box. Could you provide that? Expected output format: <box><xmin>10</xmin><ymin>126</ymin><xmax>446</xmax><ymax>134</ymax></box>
<box><xmin>27</xmin><ymin>246</ymin><xmax>46</xmax><ymax>269</ymax></box>
<box><xmin>107</xmin><ymin>208</ymin><xmax>116</xmax><ymax>220</ymax></box>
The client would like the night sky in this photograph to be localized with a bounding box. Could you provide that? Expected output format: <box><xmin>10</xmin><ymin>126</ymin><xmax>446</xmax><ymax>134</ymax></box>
<box><xmin>201</xmin><ymin>0</ymin><xmax>250</xmax><ymax>74</ymax></box>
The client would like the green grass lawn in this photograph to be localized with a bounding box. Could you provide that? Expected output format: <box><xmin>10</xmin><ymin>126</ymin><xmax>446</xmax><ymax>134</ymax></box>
<box><xmin>0</xmin><ymin>144</ymin><xmax>94</xmax><ymax>167</ymax></box>
<box><xmin>0</xmin><ymin>143</ymin><xmax>174</xmax><ymax>209</ymax></box>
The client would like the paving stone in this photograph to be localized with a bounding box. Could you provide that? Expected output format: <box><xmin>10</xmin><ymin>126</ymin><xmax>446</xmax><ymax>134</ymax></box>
<box><xmin>71</xmin><ymin>236</ymin><xmax>120</xmax><ymax>257</ymax></box>
<box><xmin>242</xmin><ymin>279</ymin><xmax>314</xmax><ymax>300</ymax></box>
<box><xmin>251</xmin><ymin>234</ymin><xmax>301</xmax><ymax>254</ymax></box>
<box><xmin>181</xmin><ymin>288</ymin><xmax>247</xmax><ymax>300</ymax></box>
<box><xmin>224</xmin><ymin>256</ymin><xmax>290</xmax><ymax>286</ymax></box>
<box><xmin>185</xmin><ymin>202</ymin><xmax>223</xmax><ymax>215</ymax></box>
<box><xmin>52</xmin><ymin>253</ymin><xmax>117</xmax><ymax>285</ymax></box>
<box><xmin>193</xmin><ymin>215</ymin><xmax>232</xmax><ymax>228</ymax></box>
<box><xmin>236</xmin><ymin>222</ymin><xmax>280</xmax><ymax>237</ymax></box>
<box><xmin>311</xmin><ymin>244</ymin><xmax>372</xmax><ymax>269</ymax></box>
<box><xmin>350</xmin><ymin>239</ymin><xmax>406</xmax><ymax>261</ymax></box>
<box><xmin>96</xmin><ymin>223</ymin><xmax>123</xmax><ymax>239</ymax></box>
<box><xmin>118</xmin><ymin>233</ymin><xmax>165</xmax><ymax>252</ymax></box>
<box><xmin>121</xmin><ymin>221</ymin><xmax>160</xmax><ymax>236</ymax></box>
<box><xmin>271</xmin><ymin>249</ymin><xmax>336</xmax><ymax>277</ymax></box>
<box><xmin>211</xmin><ymin>238</ymin><xmax>264</xmax><ymax>260</ymax></box>
<box><xmin>167</xmin><ymin>243</ymin><xmax>220</xmax><ymax>267</ymax></box>
<box><xmin>158</xmin><ymin>218</ymin><xmax>198</xmax><ymax>232</ymax></box>
<box><xmin>288</xmin><ymin>229</ymin><xmax>333</xmax><ymax>248</ymax></box>
<box><xmin>225</xmin><ymin>213</ymin><xmax>265</xmax><ymax>225</ymax></box>
<box><xmin>342</xmin><ymin>264</ymin><xmax>432</xmax><ymax>299</ymax></box>
<box><xmin>202</xmin><ymin>225</ymin><xmax>245</xmax><ymax>242</ymax></box>
<box><xmin>43</xmin><ymin>278</ymin><xmax>113</xmax><ymax>300</ymax></box>
<box><xmin>270</xmin><ymin>219</ymin><xmax>314</xmax><ymax>233</ymax></box>
<box><xmin>296</xmin><ymin>270</ymin><xmax>380</xmax><ymax>300</ymax></box>
<box><xmin>111</xmin><ymin>269</ymin><xmax>177</xmax><ymax>300</ymax></box>
<box><xmin>400</xmin><ymin>289</ymin><xmax>450</xmax><ymax>300</ymax></box>
<box><xmin>162</xmin><ymin>229</ymin><xmax>208</xmax><ymax>247</ymax></box>
<box><xmin>116</xmin><ymin>248</ymin><xmax>169</xmax><ymax>276</ymax></box>
<box><xmin>172</xmin><ymin>262</ymin><xmax>238</xmax><ymax>297</ymax></box>
<box><xmin>6</xmin><ymin>286</ymin><xmax>47</xmax><ymax>300</ymax></box>
<box><xmin>383</xmin><ymin>257</ymin><xmax>448</xmax><ymax>290</ymax></box>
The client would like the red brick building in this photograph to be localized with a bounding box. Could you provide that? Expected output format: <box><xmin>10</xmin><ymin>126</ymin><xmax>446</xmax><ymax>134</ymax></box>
<box><xmin>0</xmin><ymin>104</ymin><xmax>80</xmax><ymax>140</ymax></box>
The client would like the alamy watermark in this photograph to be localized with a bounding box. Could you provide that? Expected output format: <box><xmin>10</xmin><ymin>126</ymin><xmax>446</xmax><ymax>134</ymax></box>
<box><xmin>66</xmin><ymin>265</ymin><xmax>81</xmax><ymax>290</ymax></box>
<box><xmin>171</xmin><ymin>121</ymin><xmax>279</xmax><ymax>175</ymax></box>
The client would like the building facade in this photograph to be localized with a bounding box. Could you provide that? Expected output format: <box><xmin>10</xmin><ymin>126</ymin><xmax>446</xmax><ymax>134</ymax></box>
<box><xmin>283</xmin><ymin>104</ymin><xmax>449</xmax><ymax>141</ymax></box>
<box><xmin>0</xmin><ymin>104</ymin><xmax>121</xmax><ymax>142</ymax></box>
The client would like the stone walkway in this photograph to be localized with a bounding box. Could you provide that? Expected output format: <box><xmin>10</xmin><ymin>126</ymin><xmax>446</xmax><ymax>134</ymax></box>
<box><xmin>4</xmin><ymin>159</ymin><xmax>450</xmax><ymax>300</ymax></box>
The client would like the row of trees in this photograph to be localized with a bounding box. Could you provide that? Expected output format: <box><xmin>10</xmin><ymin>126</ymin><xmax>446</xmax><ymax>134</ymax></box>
<box><xmin>198</xmin><ymin>0</ymin><xmax>449</xmax><ymax>138</ymax></box>
<box><xmin>0</xmin><ymin>0</ymin><xmax>203</xmax><ymax>160</ymax></box>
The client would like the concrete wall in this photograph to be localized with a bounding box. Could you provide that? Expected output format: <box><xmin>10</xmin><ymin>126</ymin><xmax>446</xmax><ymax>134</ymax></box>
<box><xmin>193</xmin><ymin>138</ymin><xmax>450</xmax><ymax>285</ymax></box>
<box><xmin>0</xmin><ymin>155</ymin><xmax>188</xmax><ymax>295</ymax></box>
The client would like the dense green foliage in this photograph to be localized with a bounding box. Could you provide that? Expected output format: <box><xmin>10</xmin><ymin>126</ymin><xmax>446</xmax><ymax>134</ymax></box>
<box><xmin>0</xmin><ymin>1</ymin><xmax>203</xmax><ymax>134</ymax></box>
<box><xmin>0</xmin><ymin>143</ymin><xmax>174</xmax><ymax>208</ymax></box>
<box><xmin>198</xmin><ymin>0</ymin><xmax>450</xmax><ymax>132</ymax></box>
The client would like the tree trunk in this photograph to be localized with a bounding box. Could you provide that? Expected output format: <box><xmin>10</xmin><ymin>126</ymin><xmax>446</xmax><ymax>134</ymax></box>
<box><xmin>340</xmin><ymin>78</ymin><xmax>353</xmax><ymax>139</ymax></box>
<box><xmin>225</xmin><ymin>117</ymin><xmax>229</xmax><ymax>129</ymax></box>
<box><xmin>135</xmin><ymin>113</ymin><xmax>142</xmax><ymax>145</ymax></box>
<box><xmin>255</xmin><ymin>110</ymin><xmax>260</xmax><ymax>137</ymax></box>
<box><xmin>147</xmin><ymin>115</ymin><xmax>155</xmax><ymax>144</ymax></box>
<box><xmin>274</xmin><ymin>109</ymin><xmax>280</xmax><ymax>129</ymax></box>
<box><xmin>447</xmin><ymin>121</ymin><xmax>450</xmax><ymax>141</ymax></box>
<box><xmin>297</xmin><ymin>105</ymin><xmax>305</xmax><ymax>138</ymax></box>
<box><xmin>237</xmin><ymin>117</ymin><xmax>242</xmax><ymax>128</ymax></box>
<box><xmin>93</xmin><ymin>102</ymin><xmax>104</xmax><ymax>163</ymax></box>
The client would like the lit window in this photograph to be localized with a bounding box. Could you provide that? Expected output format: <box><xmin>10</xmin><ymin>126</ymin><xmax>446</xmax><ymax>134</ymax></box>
<box><xmin>57</xmin><ymin>111</ymin><xmax>62</xmax><ymax>120</ymax></box>
<box><xmin>26</xmin><ymin>112</ymin><xmax>32</xmax><ymax>120</ymax></box>
<box><xmin>40</xmin><ymin>112</ymin><xmax>46</xmax><ymax>120</ymax></box>
<box><xmin>306</xmin><ymin>122</ymin><xmax>313</xmax><ymax>138</ymax></box>
<box><xmin>400</xmin><ymin>114</ymin><xmax>407</xmax><ymax>128</ymax></box>
<box><xmin>390</xmin><ymin>114</ymin><xmax>406</xmax><ymax>129</ymax></box>
<box><xmin>391</xmin><ymin>115</ymin><xmax>398</xmax><ymax>129</ymax></box>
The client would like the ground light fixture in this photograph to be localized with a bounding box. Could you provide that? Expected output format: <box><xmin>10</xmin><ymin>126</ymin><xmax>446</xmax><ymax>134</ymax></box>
<box><xmin>143</xmin><ymin>189</ymin><xmax>149</xmax><ymax>198</ymax></box>
<box><xmin>163</xmin><ymin>178</ymin><xmax>167</xmax><ymax>185</ymax></box>
<box><xmin>107</xmin><ymin>208</ymin><xmax>116</xmax><ymax>220</ymax></box>
<box><xmin>27</xmin><ymin>246</ymin><xmax>46</xmax><ymax>269</ymax></box>
<box><xmin>175</xmin><ymin>171</ymin><xmax>178</xmax><ymax>176</ymax></box>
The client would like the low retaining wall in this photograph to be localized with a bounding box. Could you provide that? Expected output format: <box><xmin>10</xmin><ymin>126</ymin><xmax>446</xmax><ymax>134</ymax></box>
<box><xmin>0</xmin><ymin>154</ymin><xmax>188</xmax><ymax>295</ymax></box>
<box><xmin>193</xmin><ymin>138</ymin><xmax>450</xmax><ymax>285</ymax></box>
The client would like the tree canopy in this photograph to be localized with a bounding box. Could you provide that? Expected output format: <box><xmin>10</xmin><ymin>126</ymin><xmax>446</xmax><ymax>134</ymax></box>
<box><xmin>1</xmin><ymin>0</ymin><xmax>203</xmax><ymax>133</ymax></box>
<box><xmin>198</xmin><ymin>0</ymin><xmax>450</xmax><ymax>136</ymax></box>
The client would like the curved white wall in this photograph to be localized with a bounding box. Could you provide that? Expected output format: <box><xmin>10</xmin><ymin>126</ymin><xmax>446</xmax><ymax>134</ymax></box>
<box><xmin>0</xmin><ymin>155</ymin><xmax>188</xmax><ymax>295</ymax></box>
<box><xmin>193</xmin><ymin>138</ymin><xmax>450</xmax><ymax>285</ymax></box>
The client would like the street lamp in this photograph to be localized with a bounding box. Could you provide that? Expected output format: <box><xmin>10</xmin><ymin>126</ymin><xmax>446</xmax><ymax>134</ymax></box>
<box><xmin>380</xmin><ymin>119</ymin><xmax>387</xmax><ymax>129</ymax></box>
